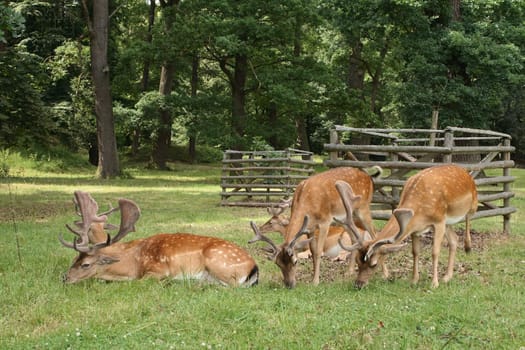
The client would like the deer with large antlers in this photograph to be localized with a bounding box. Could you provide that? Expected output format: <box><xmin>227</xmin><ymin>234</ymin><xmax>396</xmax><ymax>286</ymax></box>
<box><xmin>250</xmin><ymin>166</ymin><xmax>381</xmax><ymax>288</ymax></box>
<box><xmin>60</xmin><ymin>191</ymin><xmax>259</xmax><ymax>287</ymax></box>
<box><xmin>258</xmin><ymin>203</ymin><xmax>367</xmax><ymax>269</ymax></box>
<box><xmin>336</xmin><ymin>164</ymin><xmax>478</xmax><ymax>289</ymax></box>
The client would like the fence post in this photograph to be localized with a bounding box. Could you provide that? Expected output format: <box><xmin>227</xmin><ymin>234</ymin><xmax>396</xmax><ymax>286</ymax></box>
<box><xmin>329</xmin><ymin>129</ymin><xmax>339</xmax><ymax>162</ymax></box>
<box><xmin>443</xmin><ymin>129</ymin><xmax>454</xmax><ymax>163</ymax></box>
<box><xmin>503</xmin><ymin>137</ymin><xmax>512</xmax><ymax>235</ymax></box>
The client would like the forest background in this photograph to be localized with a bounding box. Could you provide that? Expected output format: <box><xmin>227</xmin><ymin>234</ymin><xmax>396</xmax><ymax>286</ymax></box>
<box><xmin>0</xmin><ymin>0</ymin><xmax>524</xmax><ymax>176</ymax></box>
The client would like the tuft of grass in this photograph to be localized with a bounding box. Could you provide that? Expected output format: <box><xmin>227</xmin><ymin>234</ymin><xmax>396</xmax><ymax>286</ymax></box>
<box><xmin>0</xmin><ymin>157</ymin><xmax>524</xmax><ymax>349</ymax></box>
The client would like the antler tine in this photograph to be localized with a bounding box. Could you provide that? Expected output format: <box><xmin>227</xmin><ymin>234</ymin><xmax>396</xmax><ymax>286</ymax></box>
<box><xmin>288</xmin><ymin>215</ymin><xmax>310</xmax><ymax>250</ymax></box>
<box><xmin>248</xmin><ymin>221</ymin><xmax>279</xmax><ymax>255</ymax></box>
<box><xmin>392</xmin><ymin>208</ymin><xmax>414</xmax><ymax>242</ymax></box>
<box><xmin>59</xmin><ymin>191</ymin><xmax>109</xmax><ymax>252</ymax></box>
<box><xmin>58</xmin><ymin>234</ymin><xmax>76</xmax><ymax>249</ymax></box>
<box><xmin>109</xmin><ymin>198</ymin><xmax>141</xmax><ymax>244</ymax></box>
<box><xmin>267</xmin><ymin>205</ymin><xmax>285</xmax><ymax>217</ymax></box>
<box><xmin>279</xmin><ymin>198</ymin><xmax>292</xmax><ymax>208</ymax></box>
<box><xmin>98</xmin><ymin>202</ymin><xmax>120</xmax><ymax>217</ymax></box>
<box><xmin>334</xmin><ymin>180</ymin><xmax>364</xmax><ymax>246</ymax></box>
<box><xmin>363</xmin><ymin>208</ymin><xmax>414</xmax><ymax>260</ymax></box>
<box><xmin>71</xmin><ymin>191</ymin><xmax>96</xmax><ymax>248</ymax></box>
<box><xmin>337</xmin><ymin>232</ymin><xmax>360</xmax><ymax>252</ymax></box>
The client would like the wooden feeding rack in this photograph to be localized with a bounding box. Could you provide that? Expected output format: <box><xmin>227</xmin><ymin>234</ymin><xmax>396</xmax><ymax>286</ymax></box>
<box><xmin>324</xmin><ymin>126</ymin><xmax>517</xmax><ymax>234</ymax></box>
<box><xmin>220</xmin><ymin>148</ymin><xmax>316</xmax><ymax>207</ymax></box>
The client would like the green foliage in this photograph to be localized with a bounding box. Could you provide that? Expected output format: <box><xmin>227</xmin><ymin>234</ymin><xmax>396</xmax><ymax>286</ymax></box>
<box><xmin>169</xmin><ymin>144</ymin><xmax>223</xmax><ymax>163</ymax></box>
<box><xmin>0</xmin><ymin>46</ymin><xmax>53</xmax><ymax>149</ymax></box>
<box><xmin>3</xmin><ymin>0</ymin><xmax>525</xmax><ymax>161</ymax></box>
<box><xmin>0</xmin><ymin>3</ymin><xmax>25</xmax><ymax>43</ymax></box>
<box><xmin>0</xmin><ymin>149</ymin><xmax>10</xmax><ymax>177</ymax></box>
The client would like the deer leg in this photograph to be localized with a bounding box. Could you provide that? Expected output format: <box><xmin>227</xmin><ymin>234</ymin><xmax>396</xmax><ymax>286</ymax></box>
<box><xmin>464</xmin><ymin>216</ymin><xmax>472</xmax><ymax>253</ymax></box>
<box><xmin>431</xmin><ymin>223</ymin><xmax>446</xmax><ymax>288</ymax></box>
<box><xmin>411</xmin><ymin>233</ymin><xmax>421</xmax><ymax>284</ymax></box>
<box><xmin>311</xmin><ymin>223</ymin><xmax>329</xmax><ymax>285</ymax></box>
<box><xmin>443</xmin><ymin>226</ymin><xmax>458</xmax><ymax>283</ymax></box>
<box><xmin>380</xmin><ymin>256</ymin><xmax>390</xmax><ymax>280</ymax></box>
<box><xmin>346</xmin><ymin>250</ymin><xmax>357</xmax><ymax>276</ymax></box>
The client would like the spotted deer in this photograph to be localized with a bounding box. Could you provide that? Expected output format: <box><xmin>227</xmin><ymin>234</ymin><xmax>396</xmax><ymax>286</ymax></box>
<box><xmin>257</xmin><ymin>203</ymin><xmax>369</xmax><ymax>272</ymax></box>
<box><xmin>59</xmin><ymin>191</ymin><xmax>258</xmax><ymax>287</ymax></box>
<box><xmin>249</xmin><ymin>166</ymin><xmax>381</xmax><ymax>288</ymax></box>
<box><xmin>336</xmin><ymin>164</ymin><xmax>478</xmax><ymax>288</ymax></box>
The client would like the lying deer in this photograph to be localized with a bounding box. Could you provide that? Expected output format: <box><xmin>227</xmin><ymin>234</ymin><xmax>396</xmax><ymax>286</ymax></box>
<box><xmin>59</xmin><ymin>191</ymin><xmax>259</xmax><ymax>287</ymax></box>
<box><xmin>336</xmin><ymin>164</ymin><xmax>478</xmax><ymax>288</ymax></box>
<box><xmin>258</xmin><ymin>204</ymin><xmax>363</xmax><ymax>269</ymax></box>
<box><xmin>250</xmin><ymin>166</ymin><xmax>381</xmax><ymax>288</ymax></box>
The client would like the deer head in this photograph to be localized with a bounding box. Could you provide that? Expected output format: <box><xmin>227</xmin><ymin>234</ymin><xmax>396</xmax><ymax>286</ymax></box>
<box><xmin>59</xmin><ymin>191</ymin><xmax>141</xmax><ymax>283</ymax></box>
<box><xmin>258</xmin><ymin>199</ymin><xmax>292</xmax><ymax>236</ymax></box>
<box><xmin>249</xmin><ymin>215</ymin><xmax>312</xmax><ymax>288</ymax></box>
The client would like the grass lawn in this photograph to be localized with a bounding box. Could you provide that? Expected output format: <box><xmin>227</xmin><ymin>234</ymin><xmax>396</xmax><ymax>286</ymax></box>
<box><xmin>1</xmin><ymin>159</ymin><xmax>524</xmax><ymax>349</ymax></box>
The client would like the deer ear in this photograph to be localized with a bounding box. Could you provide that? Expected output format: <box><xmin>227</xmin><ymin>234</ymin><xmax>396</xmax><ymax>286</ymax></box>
<box><xmin>98</xmin><ymin>255</ymin><xmax>120</xmax><ymax>265</ymax></box>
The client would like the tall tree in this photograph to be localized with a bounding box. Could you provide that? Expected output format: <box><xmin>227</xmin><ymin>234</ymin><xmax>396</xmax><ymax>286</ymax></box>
<box><xmin>152</xmin><ymin>0</ymin><xmax>179</xmax><ymax>170</ymax></box>
<box><xmin>82</xmin><ymin>0</ymin><xmax>119</xmax><ymax>178</ymax></box>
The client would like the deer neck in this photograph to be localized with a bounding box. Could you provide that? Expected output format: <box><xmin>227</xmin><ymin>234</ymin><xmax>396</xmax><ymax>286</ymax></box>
<box><xmin>95</xmin><ymin>241</ymin><xmax>144</xmax><ymax>281</ymax></box>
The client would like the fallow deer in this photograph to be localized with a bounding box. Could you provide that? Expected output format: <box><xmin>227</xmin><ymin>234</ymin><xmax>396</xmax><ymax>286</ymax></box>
<box><xmin>60</xmin><ymin>191</ymin><xmax>259</xmax><ymax>287</ymax></box>
<box><xmin>336</xmin><ymin>164</ymin><xmax>478</xmax><ymax>289</ymax></box>
<box><xmin>257</xmin><ymin>203</ymin><xmax>363</xmax><ymax>271</ymax></box>
<box><xmin>250</xmin><ymin>166</ymin><xmax>380</xmax><ymax>288</ymax></box>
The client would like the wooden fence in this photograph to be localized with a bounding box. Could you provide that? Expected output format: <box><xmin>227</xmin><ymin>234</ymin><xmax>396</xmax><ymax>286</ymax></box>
<box><xmin>324</xmin><ymin>125</ymin><xmax>517</xmax><ymax>234</ymax></box>
<box><xmin>220</xmin><ymin>149</ymin><xmax>315</xmax><ymax>207</ymax></box>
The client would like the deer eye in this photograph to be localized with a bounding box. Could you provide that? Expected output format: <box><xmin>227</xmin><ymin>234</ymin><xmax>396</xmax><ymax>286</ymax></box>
<box><xmin>81</xmin><ymin>263</ymin><xmax>91</xmax><ymax>269</ymax></box>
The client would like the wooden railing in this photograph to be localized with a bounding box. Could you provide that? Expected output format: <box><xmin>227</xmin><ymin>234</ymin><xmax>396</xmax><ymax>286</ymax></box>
<box><xmin>324</xmin><ymin>126</ymin><xmax>517</xmax><ymax>233</ymax></box>
<box><xmin>220</xmin><ymin>148</ymin><xmax>315</xmax><ymax>207</ymax></box>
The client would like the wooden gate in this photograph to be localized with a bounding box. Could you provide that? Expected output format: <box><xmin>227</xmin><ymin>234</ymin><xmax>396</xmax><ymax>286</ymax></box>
<box><xmin>220</xmin><ymin>148</ymin><xmax>315</xmax><ymax>207</ymax></box>
<box><xmin>324</xmin><ymin>126</ymin><xmax>516</xmax><ymax>233</ymax></box>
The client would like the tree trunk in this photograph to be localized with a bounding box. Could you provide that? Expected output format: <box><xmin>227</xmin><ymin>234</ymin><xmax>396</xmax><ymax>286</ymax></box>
<box><xmin>451</xmin><ymin>0</ymin><xmax>461</xmax><ymax>21</ymax></box>
<box><xmin>83</xmin><ymin>0</ymin><xmax>120</xmax><ymax>178</ymax></box>
<box><xmin>153</xmin><ymin>61</ymin><xmax>175</xmax><ymax>169</ymax></box>
<box><xmin>267</xmin><ymin>102</ymin><xmax>279</xmax><ymax>148</ymax></box>
<box><xmin>152</xmin><ymin>0</ymin><xmax>179</xmax><ymax>169</ymax></box>
<box><xmin>222</xmin><ymin>54</ymin><xmax>248</xmax><ymax>151</ymax></box>
<box><xmin>292</xmin><ymin>16</ymin><xmax>310</xmax><ymax>152</ymax></box>
<box><xmin>133</xmin><ymin>0</ymin><xmax>156</xmax><ymax>156</ymax></box>
<box><xmin>295</xmin><ymin>116</ymin><xmax>310</xmax><ymax>152</ymax></box>
<box><xmin>188</xmin><ymin>52</ymin><xmax>199</xmax><ymax>163</ymax></box>
<box><xmin>347</xmin><ymin>40</ymin><xmax>365</xmax><ymax>92</ymax></box>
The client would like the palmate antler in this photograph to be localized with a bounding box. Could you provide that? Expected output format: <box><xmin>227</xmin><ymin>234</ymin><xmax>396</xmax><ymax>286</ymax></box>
<box><xmin>249</xmin><ymin>215</ymin><xmax>311</xmax><ymax>258</ymax></box>
<box><xmin>333</xmin><ymin>180</ymin><xmax>365</xmax><ymax>252</ymax></box>
<box><xmin>59</xmin><ymin>191</ymin><xmax>141</xmax><ymax>253</ymax></box>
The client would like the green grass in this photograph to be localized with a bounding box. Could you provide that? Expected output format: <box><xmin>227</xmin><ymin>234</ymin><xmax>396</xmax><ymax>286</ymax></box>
<box><xmin>1</xmin><ymin>157</ymin><xmax>524</xmax><ymax>349</ymax></box>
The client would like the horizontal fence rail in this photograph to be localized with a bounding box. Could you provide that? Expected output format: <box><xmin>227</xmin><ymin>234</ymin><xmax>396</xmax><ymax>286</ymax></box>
<box><xmin>220</xmin><ymin>148</ymin><xmax>315</xmax><ymax>207</ymax></box>
<box><xmin>324</xmin><ymin>126</ymin><xmax>517</xmax><ymax>234</ymax></box>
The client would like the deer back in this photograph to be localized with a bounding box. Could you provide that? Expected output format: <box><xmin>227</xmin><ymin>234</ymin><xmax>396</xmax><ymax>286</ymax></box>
<box><xmin>285</xmin><ymin>167</ymin><xmax>375</xmax><ymax>240</ymax></box>
<box><xmin>382</xmin><ymin>164</ymin><xmax>478</xmax><ymax>241</ymax></box>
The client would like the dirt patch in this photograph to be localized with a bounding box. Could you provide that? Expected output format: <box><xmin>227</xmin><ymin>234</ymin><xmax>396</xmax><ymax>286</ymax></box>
<box><xmin>0</xmin><ymin>201</ymin><xmax>71</xmax><ymax>222</ymax></box>
<box><xmin>257</xmin><ymin>229</ymin><xmax>506</xmax><ymax>286</ymax></box>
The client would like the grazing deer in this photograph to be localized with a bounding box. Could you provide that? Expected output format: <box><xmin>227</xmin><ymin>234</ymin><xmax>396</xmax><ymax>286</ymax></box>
<box><xmin>60</xmin><ymin>191</ymin><xmax>258</xmax><ymax>287</ymax></box>
<box><xmin>250</xmin><ymin>166</ymin><xmax>380</xmax><ymax>288</ymax></box>
<box><xmin>336</xmin><ymin>164</ymin><xmax>478</xmax><ymax>289</ymax></box>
